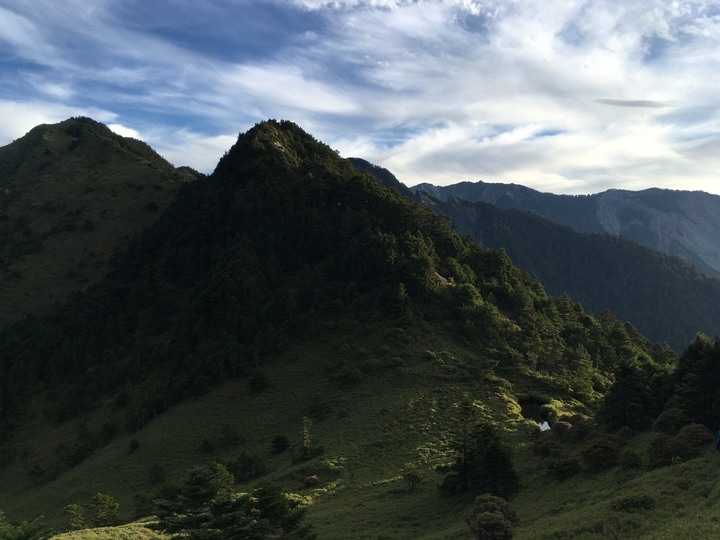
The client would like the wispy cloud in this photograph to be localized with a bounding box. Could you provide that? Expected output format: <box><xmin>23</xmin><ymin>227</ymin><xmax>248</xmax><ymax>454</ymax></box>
<box><xmin>1</xmin><ymin>0</ymin><xmax>720</xmax><ymax>194</ymax></box>
<box><xmin>595</xmin><ymin>99</ymin><xmax>678</xmax><ymax>108</ymax></box>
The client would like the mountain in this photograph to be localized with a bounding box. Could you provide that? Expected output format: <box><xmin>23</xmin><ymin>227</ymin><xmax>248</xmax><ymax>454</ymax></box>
<box><xmin>415</xmin><ymin>194</ymin><xmax>720</xmax><ymax>352</ymax></box>
<box><xmin>0</xmin><ymin>119</ymin><xmax>715</xmax><ymax>540</ymax></box>
<box><xmin>0</xmin><ymin>117</ymin><xmax>192</xmax><ymax>324</ymax></box>
<box><xmin>412</xmin><ymin>181</ymin><xmax>720</xmax><ymax>277</ymax></box>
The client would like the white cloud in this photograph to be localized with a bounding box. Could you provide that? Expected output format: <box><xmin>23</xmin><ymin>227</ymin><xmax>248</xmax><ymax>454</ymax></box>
<box><xmin>107</xmin><ymin>123</ymin><xmax>141</xmax><ymax>139</ymax></box>
<box><xmin>0</xmin><ymin>100</ymin><xmax>117</xmax><ymax>143</ymax></box>
<box><xmin>2</xmin><ymin>1</ymin><xmax>720</xmax><ymax>194</ymax></box>
<box><xmin>149</xmin><ymin>130</ymin><xmax>238</xmax><ymax>173</ymax></box>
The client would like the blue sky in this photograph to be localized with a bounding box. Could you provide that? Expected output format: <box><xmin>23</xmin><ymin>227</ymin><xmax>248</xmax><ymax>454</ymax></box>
<box><xmin>2</xmin><ymin>0</ymin><xmax>720</xmax><ymax>195</ymax></box>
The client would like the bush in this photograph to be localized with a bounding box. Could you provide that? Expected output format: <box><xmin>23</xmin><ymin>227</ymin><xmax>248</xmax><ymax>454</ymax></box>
<box><xmin>468</xmin><ymin>494</ymin><xmax>519</xmax><ymax>525</ymax></box>
<box><xmin>439</xmin><ymin>471</ymin><xmax>463</xmax><ymax>496</ymax></box>
<box><xmin>532</xmin><ymin>436</ymin><xmax>563</xmax><ymax>458</ymax></box>
<box><xmin>64</xmin><ymin>503</ymin><xmax>86</xmax><ymax>531</ymax></box>
<box><xmin>403</xmin><ymin>470</ymin><xmax>422</xmax><ymax>491</ymax></box>
<box><xmin>567</xmin><ymin>420</ymin><xmax>594</xmax><ymax>444</ymax></box>
<box><xmin>271</xmin><ymin>435</ymin><xmax>290</xmax><ymax>454</ymax></box>
<box><xmin>544</xmin><ymin>455</ymin><xmax>581</xmax><ymax>480</ymax></box>
<box><xmin>678</xmin><ymin>423</ymin><xmax>713</xmax><ymax>447</ymax></box>
<box><xmin>647</xmin><ymin>432</ymin><xmax>702</xmax><ymax>469</ymax></box>
<box><xmin>227</xmin><ymin>452</ymin><xmax>268</xmax><ymax>482</ymax></box>
<box><xmin>467</xmin><ymin>511</ymin><xmax>514</xmax><ymax>540</ymax></box>
<box><xmin>90</xmin><ymin>492</ymin><xmax>119</xmax><ymax>527</ymax></box>
<box><xmin>581</xmin><ymin>434</ymin><xmax>621</xmax><ymax>471</ymax></box>
<box><xmin>619</xmin><ymin>450</ymin><xmax>643</xmax><ymax>470</ymax></box>
<box><xmin>550</xmin><ymin>420</ymin><xmax>572</xmax><ymax>440</ymax></box>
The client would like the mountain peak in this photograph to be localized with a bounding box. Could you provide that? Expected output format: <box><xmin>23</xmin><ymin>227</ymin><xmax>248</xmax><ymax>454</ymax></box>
<box><xmin>0</xmin><ymin>116</ymin><xmax>185</xmax><ymax>323</ymax></box>
<box><xmin>212</xmin><ymin>119</ymin><xmax>346</xmax><ymax>181</ymax></box>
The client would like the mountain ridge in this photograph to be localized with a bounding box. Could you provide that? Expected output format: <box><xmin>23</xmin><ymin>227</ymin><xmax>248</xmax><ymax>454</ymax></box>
<box><xmin>411</xmin><ymin>180</ymin><xmax>720</xmax><ymax>277</ymax></box>
<box><xmin>0</xmin><ymin>117</ymin><xmax>192</xmax><ymax>324</ymax></box>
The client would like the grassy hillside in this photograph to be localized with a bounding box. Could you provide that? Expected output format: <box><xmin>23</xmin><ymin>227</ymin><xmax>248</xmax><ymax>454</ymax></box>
<box><xmin>0</xmin><ymin>117</ymin><xmax>191</xmax><ymax>324</ymax></box>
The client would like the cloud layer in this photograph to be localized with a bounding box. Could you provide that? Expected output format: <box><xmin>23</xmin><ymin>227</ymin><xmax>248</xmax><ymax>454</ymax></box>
<box><xmin>1</xmin><ymin>0</ymin><xmax>720</xmax><ymax>194</ymax></box>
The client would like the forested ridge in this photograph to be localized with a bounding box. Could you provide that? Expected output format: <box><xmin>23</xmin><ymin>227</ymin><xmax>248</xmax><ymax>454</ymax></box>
<box><xmin>0</xmin><ymin>120</ymin><xmax>718</xmax><ymax>538</ymax></box>
<box><xmin>413</xmin><ymin>195</ymin><xmax>720</xmax><ymax>352</ymax></box>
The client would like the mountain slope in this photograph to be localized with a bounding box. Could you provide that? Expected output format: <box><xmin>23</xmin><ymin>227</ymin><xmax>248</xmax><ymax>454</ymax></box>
<box><xmin>417</xmin><ymin>195</ymin><xmax>720</xmax><ymax>351</ymax></box>
<box><xmin>0</xmin><ymin>120</ymin><xmax>677</xmax><ymax>539</ymax></box>
<box><xmin>0</xmin><ymin>117</ymin><xmax>192</xmax><ymax>324</ymax></box>
<box><xmin>412</xmin><ymin>181</ymin><xmax>720</xmax><ymax>277</ymax></box>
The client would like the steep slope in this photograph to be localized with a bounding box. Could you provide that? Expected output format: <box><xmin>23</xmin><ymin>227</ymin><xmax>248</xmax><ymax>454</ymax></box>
<box><xmin>0</xmin><ymin>121</ymin><xmax>676</xmax><ymax>538</ymax></box>
<box><xmin>412</xmin><ymin>181</ymin><xmax>720</xmax><ymax>277</ymax></box>
<box><xmin>0</xmin><ymin>117</ymin><xmax>191</xmax><ymax>323</ymax></box>
<box><xmin>418</xmin><ymin>195</ymin><xmax>720</xmax><ymax>352</ymax></box>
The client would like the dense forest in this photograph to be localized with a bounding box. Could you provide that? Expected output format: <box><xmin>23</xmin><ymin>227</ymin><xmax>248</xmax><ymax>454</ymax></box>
<box><xmin>413</xmin><ymin>195</ymin><xmax>720</xmax><ymax>352</ymax></box>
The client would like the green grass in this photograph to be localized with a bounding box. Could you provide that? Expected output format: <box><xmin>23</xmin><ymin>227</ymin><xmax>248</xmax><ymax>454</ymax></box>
<box><xmin>52</xmin><ymin>519</ymin><xmax>169</xmax><ymax>539</ymax></box>
<box><xmin>2</xmin><ymin>318</ymin><xmax>720</xmax><ymax>539</ymax></box>
<box><xmin>511</xmin><ymin>436</ymin><xmax>720</xmax><ymax>539</ymax></box>
<box><xmin>0</xmin><ymin>320</ymin><xmax>514</xmax><ymax>537</ymax></box>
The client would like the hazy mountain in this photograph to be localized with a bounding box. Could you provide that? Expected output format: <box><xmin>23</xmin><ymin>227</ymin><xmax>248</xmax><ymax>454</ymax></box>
<box><xmin>420</xmin><ymin>194</ymin><xmax>720</xmax><ymax>351</ymax></box>
<box><xmin>412</xmin><ymin>181</ymin><xmax>720</xmax><ymax>277</ymax></box>
<box><xmin>0</xmin><ymin>117</ymin><xmax>192</xmax><ymax>324</ymax></box>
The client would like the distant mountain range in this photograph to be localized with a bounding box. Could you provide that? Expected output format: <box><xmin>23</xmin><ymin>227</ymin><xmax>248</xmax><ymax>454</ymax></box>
<box><xmin>412</xmin><ymin>181</ymin><xmax>720</xmax><ymax>278</ymax></box>
<box><xmin>349</xmin><ymin>160</ymin><xmax>720</xmax><ymax>351</ymax></box>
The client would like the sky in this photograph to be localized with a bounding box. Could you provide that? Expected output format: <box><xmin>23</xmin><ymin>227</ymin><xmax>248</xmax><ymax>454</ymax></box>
<box><xmin>1</xmin><ymin>0</ymin><xmax>720</xmax><ymax>195</ymax></box>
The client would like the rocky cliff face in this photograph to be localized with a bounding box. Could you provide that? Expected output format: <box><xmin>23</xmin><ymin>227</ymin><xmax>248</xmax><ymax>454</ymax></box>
<box><xmin>593</xmin><ymin>189</ymin><xmax>720</xmax><ymax>276</ymax></box>
<box><xmin>411</xmin><ymin>182</ymin><xmax>720</xmax><ymax>277</ymax></box>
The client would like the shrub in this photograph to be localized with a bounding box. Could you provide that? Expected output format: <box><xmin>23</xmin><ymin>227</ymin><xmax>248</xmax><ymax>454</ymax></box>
<box><xmin>647</xmin><ymin>433</ymin><xmax>702</xmax><ymax>469</ymax></box>
<box><xmin>467</xmin><ymin>511</ymin><xmax>514</xmax><ymax>540</ymax></box>
<box><xmin>64</xmin><ymin>503</ymin><xmax>86</xmax><ymax>531</ymax></box>
<box><xmin>90</xmin><ymin>492</ymin><xmax>119</xmax><ymax>527</ymax></box>
<box><xmin>619</xmin><ymin>450</ymin><xmax>643</xmax><ymax>470</ymax></box>
<box><xmin>271</xmin><ymin>435</ymin><xmax>290</xmax><ymax>454</ymax></box>
<box><xmin>647</xmin><ymin>434</ymin><xmax>674</xmax><ymax>469</ymax></box>
<box><xmin>544</xmin><ymin>455</ymin><xmax>581</xmax><ymax>480</ymax></box>
<box><xmin>678</xmin><ymin>423</ymin><xmax>713</xmax><ymax>447</ymax></box>
<box><xmin>532</xmin><ymin>436</ymin><xmax>563</xmax><ymax>458</ymax></box>
<box><xmin>403</xmin><ymin>470</ymin><xmax>422</xmax><ymax>491</ymax></box>
<box><xmin>227</xmin><ymin>452</ymin><xmax>268</xmax><ymax>482</ymax></box>
<box><xmin>439</xmin><ymin>471</ymin><xmax>463</xmax><ymax>496</ymax></box>
<box><xmin>581</xmin><ymin>434</ymin><xmax>621</xmax><ymax>471</ymax></box>
<box><xmin>550</xmin><ymin>420</ymin><xmax>572</xmax><ymax>440</ymax></box>
<box><xmin>468</xmin><ymin>494</ymin><xmax>519</xmax><ymax>525</ymax></box>
<box><xmin>567</xmin><ymin>420</ymin><xmax>594</xmax><ymax>444</ymax></box>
